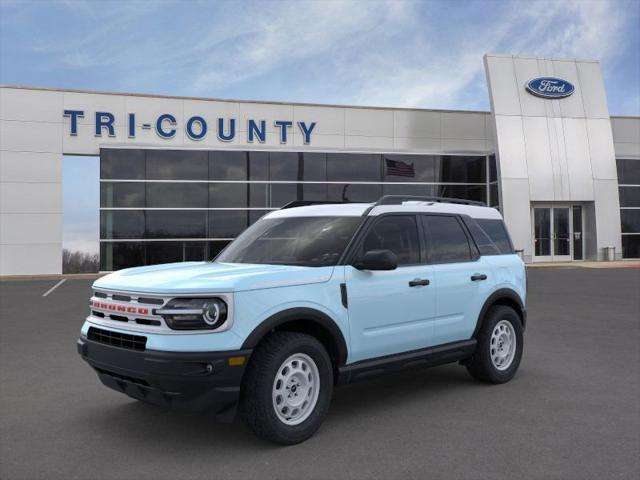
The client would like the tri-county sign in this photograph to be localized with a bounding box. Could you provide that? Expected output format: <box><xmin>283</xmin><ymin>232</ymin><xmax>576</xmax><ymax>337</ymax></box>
<box><xmin>525</xmin><ymin>77</ymin><xmax>575</xmax><ymax>99</ymax></box>
<box><xmin>63</xmin><ymin>110</ymin><xmax>317</xmax><ymax>144</ymax></box>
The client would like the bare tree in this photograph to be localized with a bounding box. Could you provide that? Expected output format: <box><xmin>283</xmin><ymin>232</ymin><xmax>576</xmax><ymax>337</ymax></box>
<box><xmin>62</xmin><ymin>249</ymin><xmax>99</xmax><ymax>274</ymax></box>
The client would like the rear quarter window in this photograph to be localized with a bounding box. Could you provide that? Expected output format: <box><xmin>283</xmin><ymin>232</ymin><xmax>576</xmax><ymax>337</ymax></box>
<box><xmin>475</xmin><ymin>218</ymin><xmax>514</xmax><ymax>254</ymax></box>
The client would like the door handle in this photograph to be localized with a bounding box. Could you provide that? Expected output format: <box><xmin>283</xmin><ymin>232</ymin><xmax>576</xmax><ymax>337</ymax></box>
<box><xmin>471</xmin><ymin>274</ymin><xmax>487</xmax><ymax>281</ymax></box>
<box><xmin>408</xmin><ymin>279</ymin><xmax>430</xmax><ymax>287</ymax></box>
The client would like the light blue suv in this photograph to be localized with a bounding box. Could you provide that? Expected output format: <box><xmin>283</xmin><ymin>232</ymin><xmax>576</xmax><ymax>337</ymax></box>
<box><xmin>78</xmin><ymin>195</ymin><xmax>526</xmax><ymax>444</ymax></box>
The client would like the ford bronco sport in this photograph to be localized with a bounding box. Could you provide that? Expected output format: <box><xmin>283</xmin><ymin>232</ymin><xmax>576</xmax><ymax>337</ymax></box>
<box><xmin>78</xmin><ymin>195</ymin><xmax>526</xmax><ymax>444</ymax></box>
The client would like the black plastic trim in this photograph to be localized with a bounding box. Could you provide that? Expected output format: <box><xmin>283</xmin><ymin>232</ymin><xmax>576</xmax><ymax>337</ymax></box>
<box><xmin>340</xmin><ymin>283</ymin><xmax>348</xmax><ymax>308</ymax></box>
<box><xmin>472</xmin><ymin>288</ymin><xmax>526</xmax><ymax>338</ymax></box>
<box><xmin>240</xmin><ymin>307</ymin><xmax>348</xmax><ymax>366</ymax></box>
<box><xmin>337</xmin><ymin>339</ymin><xmax>477</xmax><ymax>384</ymax></box>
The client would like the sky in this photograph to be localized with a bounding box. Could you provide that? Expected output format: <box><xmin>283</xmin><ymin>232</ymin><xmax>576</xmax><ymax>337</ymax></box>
<box><xmin>1</xmin><ymin>0</ymin><xmax>639</xmax><ymax>254</ymax></box>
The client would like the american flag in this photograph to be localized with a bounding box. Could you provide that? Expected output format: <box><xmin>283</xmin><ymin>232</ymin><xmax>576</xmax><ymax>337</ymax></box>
<box><xmin>385</xmin><ymin>158</ymin><xmax>415</xmax><ymax>177</ymax></box>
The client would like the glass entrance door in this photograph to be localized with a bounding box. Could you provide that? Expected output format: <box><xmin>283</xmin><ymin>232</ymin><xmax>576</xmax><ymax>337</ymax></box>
<box><xmin>552</xmin><ymin>207</ymin><xmax>571</xmax><ymax>261</ymax></box>
<box><xmin>532</xmin><ymin>205</ymin><xmax>583</xmax><ymax>262</ymax></box>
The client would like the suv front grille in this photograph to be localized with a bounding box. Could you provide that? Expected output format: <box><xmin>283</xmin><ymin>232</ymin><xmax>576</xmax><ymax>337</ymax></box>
<box><xmin>88</xmin><ymin>327</ymin><xmax>147</xmax><ymax>351</ymax></box>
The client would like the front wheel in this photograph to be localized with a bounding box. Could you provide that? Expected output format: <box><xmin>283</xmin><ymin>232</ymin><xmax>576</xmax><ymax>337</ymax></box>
<box><xmin>240</xmin><ymin>332</ymin><xmax>333</xmax><ymax>445</ymax></box>
<box><xmin>466</xmin><ymin>305</ymin><xmax>523</xmax><ymax>384</ymax></box>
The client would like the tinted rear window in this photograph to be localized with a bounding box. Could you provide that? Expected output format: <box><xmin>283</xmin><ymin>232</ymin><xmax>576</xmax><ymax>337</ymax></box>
<box><xmin>423</xmin><ymin>215</ymin><xmax>472</xmax><ymax>264</ymax></box>
<box><xmin>475</xmin><ymin>219</ymin><xmax>514</xmax><ymax>254</ymax></box>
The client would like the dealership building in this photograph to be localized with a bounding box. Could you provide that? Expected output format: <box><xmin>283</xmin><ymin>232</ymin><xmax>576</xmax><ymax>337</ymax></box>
<box><xmin>1</xmin><ymin>54</ymin><xmax>639</xmax><ymax>275</ymax></box>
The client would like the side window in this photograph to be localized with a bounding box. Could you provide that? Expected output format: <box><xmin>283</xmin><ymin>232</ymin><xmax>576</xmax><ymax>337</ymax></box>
<box><xmin>361</xmin><ymin>216</ymin><xmax>420</xmax><ymax>265</ymax></box>
<box><xmin>476</xmin><ymin>219</ymin><xmax>514</xmax><ymax>254</ymax></box>
<box><xmin>423</xmin><ymin>215</ymin><xmax>473</xmax><ymax>264</ymax></box>
<box><xmin>462</xmin><ymin>217</ymin><xmax>501</xmax><ymax>256</ymax></box>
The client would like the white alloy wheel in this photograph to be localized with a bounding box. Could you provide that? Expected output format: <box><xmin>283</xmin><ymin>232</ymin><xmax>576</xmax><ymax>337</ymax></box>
<box><xmin>490</xmin><ymin>320</ymin><xmax>517</xmax><ymax>371</ymax></box>
<box><xmin>272</xmin><ymin>353</ymin><xmax>320</xmax><ymax>426</ymax></box>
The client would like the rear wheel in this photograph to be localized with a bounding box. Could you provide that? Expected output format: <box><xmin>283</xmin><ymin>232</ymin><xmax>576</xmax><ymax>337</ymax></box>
<box><xmin>240</xmin><ymin>331</ymin><xmax>333</xmax><ymax>444</ymax></box>
<box><xmin>466</xmin><ymin>305</ymin><xmax>523</xmax><ymax>384</ymax></box>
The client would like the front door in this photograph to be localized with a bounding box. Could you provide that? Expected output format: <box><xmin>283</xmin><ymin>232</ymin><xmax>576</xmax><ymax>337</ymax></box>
<box><xmin>532</xmin><ymin>206</ymin><xmax>583</xmax><ymax>262</ymax></box>
<box><xmin>345</xmin><ymin>215</ymin><xmax>436</xmax><ymax>363</ymax></box>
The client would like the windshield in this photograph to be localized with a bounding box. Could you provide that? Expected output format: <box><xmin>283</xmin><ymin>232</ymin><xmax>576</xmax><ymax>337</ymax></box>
<box><xmin>216</xmin><ymin>216</ymin><xmax>362</xmax><ymax>267</ymax></box>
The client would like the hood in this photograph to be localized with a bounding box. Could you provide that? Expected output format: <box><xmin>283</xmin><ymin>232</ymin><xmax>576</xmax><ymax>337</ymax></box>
<box><xmin>93</xmin><ymin>262</ymin><xmax>335</xmax><ymax>294</ymax></box>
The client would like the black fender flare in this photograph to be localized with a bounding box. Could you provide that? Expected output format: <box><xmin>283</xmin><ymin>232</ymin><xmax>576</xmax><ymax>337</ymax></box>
<box><xmin>472</xmin><ymin>288</ymin><xmax>526</xmax><ymax>338</ymax></box>
<box><xmin>241</xmin><ymin>307</ymin><xmax>349</xmax><ymax>367</ymax></box>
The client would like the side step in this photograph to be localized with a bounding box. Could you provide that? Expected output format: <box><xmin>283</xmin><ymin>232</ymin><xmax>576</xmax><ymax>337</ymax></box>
<box><xmin>336</xmin><ymin>339</ymin><xmax>477</xmax><ymax>385</ymax></box>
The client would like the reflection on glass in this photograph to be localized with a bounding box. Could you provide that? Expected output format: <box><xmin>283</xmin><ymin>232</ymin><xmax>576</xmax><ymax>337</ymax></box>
<box><xmin>327</xmin><ymin>154</ymin><xmax>381</xmax><ymax>182</ymax></box>
<box><xmin>572</xmin><ymin>206</ymin><xmax>583</xmax><ymax>260</ymax></box>
<box><xmin>210</xmin><ymin>151</ymin><xmax>247</xmax><ymax>180</ymax></box>
<box><xmin>100</xmin><ymin>242</ymin><xmax>144</xmax><ymax>271</ymax></box>
<box><xmin>101</xmin><ymin>149</ymin><xmax>145</xmax><ymax>179</ymax></box>
<box><xmin>146</xmin><ymin>183</ymin><xmax>208</xmax><ymax>208</ymax></box>
<box><xmin>147</xmin><ymin>150</ymin><xmax>208</xmax><ymax>180</ymax></box>
<box><xmin>100</xmin><ymin>183</ymin><xmax>145</xmax><ymax>208</ymax></box>
<box><xmin>622</xmin><ymin>235</ymin><xmax>640</xmax><ymax>259</ymax></box>
<box><xmin>621</xmin><ymin>210</ymin><xmax>640</xmax><ymax>233</ymax></box>
<box><xmin>534</xmin><ymin>208</ymin><xmax>551</xmax><ymax>256</ymax></box>
<box><xmin>553</xmin><ymin>208</ymin><xmax>570</xmax><ymax>256</ymax></box>
<box><xmin>209</xmin><ymin>183</ymin><xmax>248</xmax><ymax>207</ymax></box>
<box><xmin>100</xmin><ymin>211</ymin><xmax>145</xmax><ymax>239</ymax></box>
<box><xmin>327</xmin><ymin>183</ymin><xmax>382</xmax><ymax>202</ymax></box>
<box><xmin>209</xmin><ymin>210</ymin><xmax>248</xmax><ymax>238</ymax></box>
<box><xmin>146</xmin><ymin>211</ymin><xmax>206</xmax><ymax>238</ymax></box>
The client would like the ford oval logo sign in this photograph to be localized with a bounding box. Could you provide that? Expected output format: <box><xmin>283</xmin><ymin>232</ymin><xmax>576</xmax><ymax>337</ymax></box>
<box><xmin>526</xmin><ymin>77</ymin><xmax>575</xmax><ymax>99</ymax></box>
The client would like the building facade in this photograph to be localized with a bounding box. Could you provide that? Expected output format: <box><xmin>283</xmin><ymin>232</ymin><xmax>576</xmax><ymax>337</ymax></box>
<box><xmin>1</xmin><ymin>54</ymin><xmax>639</xmax><ymax>275</ymax></box>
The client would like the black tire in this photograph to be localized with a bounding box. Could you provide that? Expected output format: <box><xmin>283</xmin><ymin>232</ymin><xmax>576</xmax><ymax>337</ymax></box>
<box><xmin>466</xmin><ymin>305</ymin><xmax>523</xmax><ymax>384</ymax></box>
<box><xmin>240</xmin><ymin>331</ymin><xmax>333</xmax><ymax>445</ymax></box>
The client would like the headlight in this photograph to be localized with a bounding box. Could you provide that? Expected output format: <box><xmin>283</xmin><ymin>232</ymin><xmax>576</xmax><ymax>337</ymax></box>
<box><xmin>156</xmin><ymin>298</ymin><xmax>228</xmax><ymax>330</ymax></box>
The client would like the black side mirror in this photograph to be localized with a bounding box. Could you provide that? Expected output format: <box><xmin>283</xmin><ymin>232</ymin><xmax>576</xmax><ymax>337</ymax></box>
<box><xmin>354</xmin><ymin>249</ymin><xmax>398</xmax><ymax>271</ymax></box>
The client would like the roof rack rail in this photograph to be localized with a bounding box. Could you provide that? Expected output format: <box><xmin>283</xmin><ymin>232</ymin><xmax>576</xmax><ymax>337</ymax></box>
<box><xmin>362</xmin><ymin>195</ymin><xmax>485</xmax><ymax>215</ymax></box>
<box><xmin>280</xmin><ymin>200</ymin><xmax>351</xmax><ymax>210</ymax></box>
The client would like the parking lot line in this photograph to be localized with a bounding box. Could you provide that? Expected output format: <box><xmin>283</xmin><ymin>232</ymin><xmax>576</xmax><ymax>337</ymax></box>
<box><xmin>42</xmin><ymin>279</ymin><xmax>66</xmax><ymax>297</ymax></box>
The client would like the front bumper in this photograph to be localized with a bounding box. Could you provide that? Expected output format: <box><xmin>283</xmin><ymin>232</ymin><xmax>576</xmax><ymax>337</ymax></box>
<box><xmin>77</xmin><ymin>337</ymin><xmax>252</xmax><ymax>421</ymax></box>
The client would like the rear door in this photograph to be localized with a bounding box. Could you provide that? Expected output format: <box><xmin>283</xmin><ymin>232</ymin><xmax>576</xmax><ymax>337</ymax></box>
<box><xmin>421</xmin><ymin>214</ymin><xmax>495</xmax><ymax>345</ymax></box>
<box><xmin>345</xmin><ymin>215</ymin><xmax>436</xmax><ymax>363</ymax></box>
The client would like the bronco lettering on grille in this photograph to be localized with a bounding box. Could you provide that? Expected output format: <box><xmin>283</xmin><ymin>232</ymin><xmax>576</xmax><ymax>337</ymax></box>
<box><xmin>89</xmin><ymin>300</ymin><xmax>149</xmax><ymax>315</ymax></box>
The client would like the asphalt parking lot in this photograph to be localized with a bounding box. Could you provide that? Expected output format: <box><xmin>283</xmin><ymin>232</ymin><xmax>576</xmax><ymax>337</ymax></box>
<box><xmin>1</xmin><ymin>267</ymin><xmax>639</xmax><ymax>480</ymax></box>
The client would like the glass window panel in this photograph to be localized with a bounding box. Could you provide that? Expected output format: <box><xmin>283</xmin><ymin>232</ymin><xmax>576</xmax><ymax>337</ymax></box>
<box><xmin>489</xmin><ymin>155</ymin><xmax>497</xmax><ymax>182</ymax></box>
<box><xmin>437</xmin><ymin>156</ymin><xmax>485</xmax><ymax>183</ymax></box>
<box><xmin>489</xmin><ymin>184</ymin><xmax>499</xmax><ymax>207</ymax></box>
<box><xmin>423</xmin><ymin>215</ymin><xmax>472</xmax><ymax>263</ymax></box>
<box><xmin>208</xmin><ymin>240</ymin><xmax>231</xmax><ymax>260</ymax></box>
<box><xmin>622</xmin><ymin>235</ymin><xmax>640</xmax><ymax>258</ymax></box>
<box><xmin>302</xmin><ymin>183</ymin><xmax>328</xmax><ymax>201</ymax></box>
<box><xmin>249</xmin><ymin>210</ymin><xmax>271</xmax><ymax>225</ymax></box>
<box><xmin>621</xmin><ymin>210</ymin><xmax>640</xmax><ymax>233</ymax></box>
<box><xmin>270</xmin><ymin>152</ymin><xmax>300</xmax><ymax>181</ymax></box>
<box><xmin>269</xmin><ymin>183</ymin><xmax>299</xmax><ymax>207</ymax></box>
<box><xmin>100</xmin><ymin>211</ymin><xmax>145</xmax><ymax>239</ymax></box>
<box><xmin>534</xmin><ymin>208</ymin><xmax>551</xmax><ymax>256</ymax></box>
<box><xmin>383</xmin><ymin>155</ymin><xmax>438</xmax><ymax>182</ymax></box>
<box><xmin>327</xmin><ymin>183</ymin><xmax>382</xmax><ymax>202</ymax></box>
<box><xmin>146</xmin><ymin>150</ymin><xmax>208</xmax><ymax>180</ymax></box>
<box><xmin>382</xmin><ymin>184</ymin><xmax>434</xmax><ymax>197</ymax></box>
<box><xmin>619</xmin><ymin>186</ymin><xmax>640</xmax><ymax>207</ymax></box>
<box><xmin>476</xmin><ymin>219</ymin><xmax>514</xmax><ymax>254</ymax></box>
<box><xmin>327</xmin><ymin>153</ymin><xmax>381</xmax><ymax>182</ymax></box>
<box><xmin>184</xmin><ymin>242</ymin><xmax>207</xmax><ymax>261</ymax></box>
<box><xmin>617</xmin><ymin>158</ymin><xmax>640</xmax><ymax>185</ymax></box>
<box><xmin>249</xmin><ymin>183</ymin><xmax>268</xmax><ymax>208</ymax></box>
<box><xmin>146</xmin><ymin>211</ymin><xmax>207</xmax><ymax>238</ymax></box>
<box><xmin>100</xmin><ymin>182</ymin><xmax>145</xmax><ymax>208</ymax></box>
<box><xmin>146</xmin><ymin>183</ymin><xmax>208</xmax><ymax>208</ymax></box>
<box><xmin>210</xmin><ymin>183</ymin><xmax>248</xmax><ymax>207</ymax></box>
<box><xmin>249</xmin><ymin>152</ymin><xmax>269</xmax><ymax>181</ymax></box>
<box><xmin>209</xmin><ymin>210</ymin><xmax>248</xmax><ymax>238</ymax></box>
<box><xmin>100</xmin><ymin>149</ymin><xmax>145</xmax><ymax>180</ymax></box>
<box><xmin>361</xmin><ymin>216</ymin><xmax>420</xmax><ymax>265</ymax></box>
<box><xmin>210</xmin><ymin>151</ymin><xmax>248</xmax><ymax>180</ymax></box>
<box><xmin>146</xmin><ymin>241</ymin><xmax>183</xmax><ymax>265</ymax></box>
<box><xmin>302</xmin><ymin>153</ymin><xmax>327</xmax><ymax>181</ymax></box>
<box><xmin>100</xmin><ymin>242</ymin><xmax>145</xmax><ymax>271</ymax></box>
<box><xmin>436</xmin><ymin>184</ymin><xmax>486</xmax><ymax>204</ymax></box>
